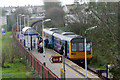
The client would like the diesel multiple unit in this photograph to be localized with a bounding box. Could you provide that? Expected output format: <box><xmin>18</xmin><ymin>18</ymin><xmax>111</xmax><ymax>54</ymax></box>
<box><xmin>43</xmin><ymin>28</ymin><xmax>92</xmax><ymax>63</ymax></box>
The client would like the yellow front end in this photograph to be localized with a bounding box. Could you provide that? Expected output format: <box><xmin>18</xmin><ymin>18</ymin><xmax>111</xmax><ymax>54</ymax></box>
<box><xmin>69</xmin><ymin>42</ymin><xmax>92</xmax><ymax>60</ymax></box>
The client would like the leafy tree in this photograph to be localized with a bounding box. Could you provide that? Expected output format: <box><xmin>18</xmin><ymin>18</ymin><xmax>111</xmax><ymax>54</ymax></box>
<box><xmin>65</xmin><ymin>2</ymin><xmax>119</xmax><ymax>79</ymax></box>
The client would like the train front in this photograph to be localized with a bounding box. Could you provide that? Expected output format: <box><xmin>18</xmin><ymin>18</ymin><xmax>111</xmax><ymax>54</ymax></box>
<box><xmin>69</xmin><ymin>37</ymin><xmax>92</xmax><ymax>63</ymax></box>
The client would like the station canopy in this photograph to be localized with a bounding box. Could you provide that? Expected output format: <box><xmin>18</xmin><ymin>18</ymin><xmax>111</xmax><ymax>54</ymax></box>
<box><xmin>22</xmin><ymin>27</ymin><xmax>38</xmax><ymax>35</ymax></box>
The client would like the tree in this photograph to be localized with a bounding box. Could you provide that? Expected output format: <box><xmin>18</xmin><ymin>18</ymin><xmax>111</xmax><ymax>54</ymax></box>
<box><xmin>14</xmin><ymin>7</ymin><xmax>29</xmax><ymax>16</ymax></box>
<box><xmin>7</xmin><ymin>15</ymin><xmax>16</xmax><ymax>31</ymax></box>
<box><xmin>44</xmin><ymin>0</ymin><xmax>65</xmax><ymax>27</ymax></box>
<box><xmin>86</xmin><ymin>2</ymin><xmax>119</xmax><ymax>79</ymax></box>
<box><xmin>14</xmin><ymin>7</ymin><xmax>30</xmax><ymax>26</ymax></box>
<box><xmin>64</xmin><ymin>2</ymin><xmax>119</xmax><ymax>79</ymax></box>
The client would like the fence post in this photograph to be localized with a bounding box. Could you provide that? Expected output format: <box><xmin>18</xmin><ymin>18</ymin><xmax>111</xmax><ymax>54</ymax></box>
<box><xmin>17</xmin><ymin>34</ymin><xmax>19</xmax><ymax>38</ymax></box>
<box><xmin>31</xmin><ymin>56</ymin><xmax>32</xmax><ymax>66</ymax></box>
<box><xmin>47</xmin><ymin>71</ymin><xmax>49</xmax><ymax>80</ymax></box>
<box><xmin>42</xmin><ymin>66</ymin><xmax>45</xmax><ymax>80</ymax></box>
<box><xmin>20</xmin><ymin>39</ymin><xmax>22</xmax><ymax>43</ymax></box>
<box><xmin>31</xmin><ymin>36</ymin><xmax>32</xmax><ymax>50</ymax></box>
<box><xmin>106</xmin><ymin>65</ymin><xmax>108</xmax><ymax>80</ymax></box>
<box><xmin>24</xmin><ymin>39</ymin><xmax>25</xmax><ymax>47</ymax></box>
<box><xmin>34</xmin><ymin>40</ymin><xmax>35</xmax><ymax>48</ymax></box>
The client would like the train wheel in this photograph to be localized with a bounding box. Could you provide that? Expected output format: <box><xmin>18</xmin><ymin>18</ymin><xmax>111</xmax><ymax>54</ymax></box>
<box><xmin>87</xmin><ymin>60</ymin><xmax>90</xmax><ymax>64</ymax></box>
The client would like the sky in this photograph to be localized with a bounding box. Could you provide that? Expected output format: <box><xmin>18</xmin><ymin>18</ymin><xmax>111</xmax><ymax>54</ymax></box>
<box><xmin>0</xmin><ymin>0</ymin><xmax>74</xmax><ymax>7</ymax></box>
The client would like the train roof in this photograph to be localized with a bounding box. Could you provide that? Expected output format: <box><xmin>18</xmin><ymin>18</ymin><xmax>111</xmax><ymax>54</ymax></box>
<box><xmin>53</xmin><ymin>32</ymin><xmax>82</xmax><ymax>42</ymax></box>
<box><xmin>43</xmin><ymin>28</ymin><xmax>64</xmax><ymax>35</ymax></box>
<box><xmin>22</xmin><ymin>27</ymin><xmax>38</xmax><ymax>35</ymax></box>
<box><xmin>43</xmin><ymin>28</ymin><xmax>83</xmax><ymax>42</ymax></box>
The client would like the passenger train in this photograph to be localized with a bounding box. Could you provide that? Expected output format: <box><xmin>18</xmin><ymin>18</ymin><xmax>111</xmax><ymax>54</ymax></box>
<box><xmin>43</xmin><ymin>28</ymin><xmax>92</xmax><ymax>63</ymax></box>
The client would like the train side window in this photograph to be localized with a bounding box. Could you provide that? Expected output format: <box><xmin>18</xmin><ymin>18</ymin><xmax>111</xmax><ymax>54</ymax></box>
<box><xmin>58</xmin><ymin>39</ymin><xmax>60</xmax><ymax>44</ymax></box>
<box><xmin>60</xmin><ymin>40</ymin><xmax>61</xmax><ymax>45</ymax></box>
<box><xmin>61</xmin><ymin>40</ymin><xmax>65</xmax><ymax>45</ymax></box>
<box><xmin>44</xmin><ymin>32</ymin><xmax>45</xmax><ymax>37</ymax></box>
<box><xmin>54</xmin><ymin>38</ymin><xmax>57</xmax><ymax>43</ymax></box>
<box><xmin>56</xmin><ymin>39</ymin><xmax>58</xmax><ymax>43</ymax></box>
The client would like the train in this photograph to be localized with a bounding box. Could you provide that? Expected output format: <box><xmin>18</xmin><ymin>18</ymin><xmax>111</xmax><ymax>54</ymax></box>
<box><xmin>43</xmin><ymin>28</ymin><xmax>92</xmax><ymax>63</ymax></box>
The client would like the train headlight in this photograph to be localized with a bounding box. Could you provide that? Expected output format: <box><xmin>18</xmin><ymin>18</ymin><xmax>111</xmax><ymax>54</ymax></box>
<box><xmin>87</xmin><ymin>53</ymin><xmax>91</xmax><ymax>55</ymax></box>
<box><xmin>71</xmin><ymin>53</ymin><xmax>76</xmax><ymax>55</ymax></box>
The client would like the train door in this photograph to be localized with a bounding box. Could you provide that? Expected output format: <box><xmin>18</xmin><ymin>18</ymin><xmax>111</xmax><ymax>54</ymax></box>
<box><xmin>65</xmin><ymin>41</ymin><xmax>67</xmax><ymax>57</ymax></box>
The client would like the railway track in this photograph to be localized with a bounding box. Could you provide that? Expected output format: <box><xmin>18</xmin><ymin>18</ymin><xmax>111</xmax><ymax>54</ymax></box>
<box><xmin>72</xmin><ymin>61</ymin><xmax>111</xmax><ymax>80</ymax></box>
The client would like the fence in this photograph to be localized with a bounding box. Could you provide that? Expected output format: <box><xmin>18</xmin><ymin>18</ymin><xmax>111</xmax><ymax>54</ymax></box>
<box><xmin>12</xmin><ymin>27</ymin><xmax>60</xmax><ymax>80</ymax></box>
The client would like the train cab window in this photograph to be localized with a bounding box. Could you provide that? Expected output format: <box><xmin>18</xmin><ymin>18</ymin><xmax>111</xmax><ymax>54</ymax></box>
<box><xmin>78</xmin><ymin>43</ymin><xmax>84</xmax><ymax>51</ymax></box>
<box><xmin>86</xmin><ymin>43</ymin><xmax>91</xmax><ymax>51</ymax></box>
<box><xmin>71</xmin><ymin>43</ymin><xmax>77</xmax><ymax>51</ymax></box>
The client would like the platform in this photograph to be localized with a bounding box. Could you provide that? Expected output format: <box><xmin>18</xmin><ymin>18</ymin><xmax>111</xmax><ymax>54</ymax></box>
<box><xmin>16</xmin><ymin>31</ymin><xmax>99</xmax><ymax>79</ymax></box>
<box><xmin>31</xmin><ymin>48</ymin><xmax>99</xmax><ymax>78</ymax></box>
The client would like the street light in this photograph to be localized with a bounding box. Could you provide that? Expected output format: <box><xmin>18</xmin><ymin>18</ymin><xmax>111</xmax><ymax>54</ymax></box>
<box><xmin>84</xmin><ymin>26</ymin><xmax>98</xmax><ymax>78</ymax></box>
<box><xmin>27</xmin><ymin>15</ymin><xmax>29</xmax><ymax>27</ymax></box>
<box><xmin>42</xmin><ymin>19</ymin><xmax>51</xmax><ymax>66</ymax></box>
<box><xmin>17</xmin><ymin>15</ymin><xmax>19</xmax><ymax>32</ymax></box>
<box><xmin>19</xmin><ymin>14</ymin><xmax>22</xmax><ymax>34</ymax></box>
<box><xmin>17</xmin><ymin>14</ymin><xmax>21</xmax><ymax>32</ymax></box>
<box><xmin>21</xmin><ymin>15</ymin><xmax>26</xmax><ymax>28</ymax></box>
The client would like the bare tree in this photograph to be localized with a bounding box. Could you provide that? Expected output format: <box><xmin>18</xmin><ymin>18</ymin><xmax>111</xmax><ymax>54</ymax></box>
<box><xmin>44</xmin><ymin>1</ymin><xmax>65</xmax><ymax>27</ymax></box>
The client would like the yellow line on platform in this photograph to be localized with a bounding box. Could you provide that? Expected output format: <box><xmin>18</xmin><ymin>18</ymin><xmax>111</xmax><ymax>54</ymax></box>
<box><xmin>62</xmin><ymin>64</ymin><xmax>83</xmax><ymax>78</ymax></box>
<box><xmin>46</xmin><ymin>50</ymin><xmax>83</xmax><ymax>78</ymax></box>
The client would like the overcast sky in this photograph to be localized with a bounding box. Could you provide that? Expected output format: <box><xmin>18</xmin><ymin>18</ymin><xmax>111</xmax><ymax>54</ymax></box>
<box><xmin>0</xmin><ymin>0</ymin><xmax>74</xmax><ymax>7</ymax></box>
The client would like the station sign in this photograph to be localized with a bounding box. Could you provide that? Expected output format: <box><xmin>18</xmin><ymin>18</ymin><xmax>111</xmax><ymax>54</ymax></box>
<box><xmin>2</xmin><ymin>28</ymin><xmax>5</xmax><ymax>34</ymax></box>
<box><xmin>49</xmin><ymin>55</ymin><xmax>62</xmax><ymax>63</ymax></box>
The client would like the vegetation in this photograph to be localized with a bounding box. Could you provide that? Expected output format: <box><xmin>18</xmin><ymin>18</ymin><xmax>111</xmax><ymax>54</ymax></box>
<box><xmin>69</xmin><ymin>2</ymin><xmax>119</xmax><ymax>79</ymax></box>
<box><xmin>7</xmin><ymin>8</ymin><xmax>31</xmax><ymax>31</ymax></box>
<box><xmin>43</xmin><ymin>0</ymin><xmax>65</xmax><ymax>27</ymax></box>
<box><xmin>0</xmin><ymin>26</ymin><xmax>39</xmax><ymax>78</ymax></box>
<box><xmin>14</xmin><ymin>7</ymin><xmax>29</xmax><ymax>16</ymax></box>
<box><xmin>7</xmin><ymin>15</ymin><xmax>16</xmax><ymax>31</ymax></box>
<box><xmin>0</xmin><ymin>9</ymin><xmax>6</xmax><ymax>16</ymax></box>
<box><xmin>44</xmin><ymin>2</ymin><xmax>120</xmax><ymax>79</ymax></box>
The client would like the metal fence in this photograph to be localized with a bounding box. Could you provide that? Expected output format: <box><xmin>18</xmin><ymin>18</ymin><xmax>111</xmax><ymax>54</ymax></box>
<box><xmin>12</xmin><ymin>27</ymin><xmax>60</xmax><ymax>80</ymax></box>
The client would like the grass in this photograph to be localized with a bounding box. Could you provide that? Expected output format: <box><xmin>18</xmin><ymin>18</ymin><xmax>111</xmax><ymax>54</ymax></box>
<box><xmin>2</xmin><ymin>59</ymin><xmax>35</xmax><ymax>78</ymax></box>
<box><xmin>90</xmin><ymin>62</ymin><xmax>106</xmax><ymax>70</ymax></box>
<box><xmin>0</xmin><ymin>28</ymin><xmax>2</xmax><ymax>50</ymax></box>
<box><xmin>0</xmin><ymin>31</ymin><xmax>12</xmax><ymax>50</ymax></box>
<box><xmin>1</xmin><ymin>26</ymin><xmax>40</xmax><ymax>78</ymax></box>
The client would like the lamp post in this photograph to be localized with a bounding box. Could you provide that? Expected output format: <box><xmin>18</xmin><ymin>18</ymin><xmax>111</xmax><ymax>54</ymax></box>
<box><xmin>21</xmin><ymin>15</ymin><xmax>26</xmax><ymax>28</ymax></box>
<box><xmin>21</xmin><ymin>15</ymin><xmax>26</xmax><ymax>45</ymax></box>
<box><xmin>19</xmin><ymin>14</ymin><xmax>22</xmax><ymax>34</ymax></box>
<box><xmin>42</xmin><ymin>19</ymin><xmax>51</xmax><ymax>66</ymax></box>
<box><xmin>84</xmin><ymin>26</ymin><xmax>98</xmax><ymax>78</ymax></box>
<box><xmin>17</xmin><ymin>15</ymin><xmax>19</xmax><ymax>32</ymax></box>
<box><xmin>27</xmin><ymin>15</ymin><xmax>29</xmax><ymax>27</ymax></box>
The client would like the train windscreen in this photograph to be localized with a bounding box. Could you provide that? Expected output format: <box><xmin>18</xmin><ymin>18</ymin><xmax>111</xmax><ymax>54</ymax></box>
<box><xmin>71</xmin><ymin>38</ymin><xmax>91</xmax><ymax>52</ymax></box>
<box><xmin>71</xmin><ymin>42</ymin><xmax>91</xmax><ymax>52</ymax></box>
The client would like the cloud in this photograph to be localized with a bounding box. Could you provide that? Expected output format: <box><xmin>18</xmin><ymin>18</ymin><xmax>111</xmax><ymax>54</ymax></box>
<box><xmin>0</xmin><ymin>0</ymin><xmax>43</xmax><ymax>7</ymax></box>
